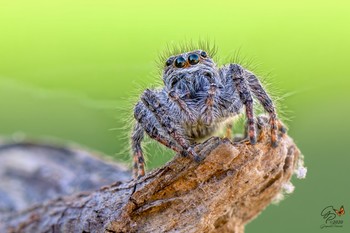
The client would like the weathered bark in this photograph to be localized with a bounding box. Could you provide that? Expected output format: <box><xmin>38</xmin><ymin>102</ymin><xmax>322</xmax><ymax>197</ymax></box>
<box><xmin>0</xmin><ymin>117</ymin><xmax>302</xmax><ymax>233</ymax></box>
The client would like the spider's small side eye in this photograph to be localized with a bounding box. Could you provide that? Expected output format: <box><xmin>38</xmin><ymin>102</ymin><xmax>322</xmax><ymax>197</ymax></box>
<box><xmin>200</xmin><ymin>51</ymin><xmax>207</xmax><ymax>58</ymax></box>
<box><xmin>166</xmin><ymin>58</ymin><xmax>173</xmax><ymax>66</ymax></box>
<box><xmin>175</xmin><ymin>56</ymin><xmax>186</xmax><ymax>68</ymax></box>
<box><xmin>188</xmin><ymin>53</ymin><xmax>199</xmax><ymax>65</ymax></box>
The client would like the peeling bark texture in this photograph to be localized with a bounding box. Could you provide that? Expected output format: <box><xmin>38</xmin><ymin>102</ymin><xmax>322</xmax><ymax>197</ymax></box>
<box><xmin>0</xmin><ymin>117</ymin><xmax>301</xmax><ymax>233</ymax></box>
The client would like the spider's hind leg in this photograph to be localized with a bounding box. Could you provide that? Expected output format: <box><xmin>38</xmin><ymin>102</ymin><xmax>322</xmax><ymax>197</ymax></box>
<box><xmin>229</xmin><ymin>64</ymin><xmax>282</xmax><ymax>147</ymax></box>
<box><xmin>245</xmin><ymin>70</ymin><xmax>281</xmax><ymax>147</ymax></box>
<box><xmin>229</xmin><ymin>64</ymin><xmax>257</xmax><ymax>145</ymax></box>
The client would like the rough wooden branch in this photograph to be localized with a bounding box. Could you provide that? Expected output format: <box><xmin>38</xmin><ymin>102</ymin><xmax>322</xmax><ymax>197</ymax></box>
<box><xmin>0</xmin><ymin>118</ymin><xmax>302</xmax><ymax>233</ymax></box>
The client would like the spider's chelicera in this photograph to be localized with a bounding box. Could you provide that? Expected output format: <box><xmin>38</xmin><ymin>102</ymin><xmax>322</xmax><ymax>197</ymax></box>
<box><xmin>131</xmin><ymin>49</ymin><xmax>283</xmax><ymax>178</ymax></box>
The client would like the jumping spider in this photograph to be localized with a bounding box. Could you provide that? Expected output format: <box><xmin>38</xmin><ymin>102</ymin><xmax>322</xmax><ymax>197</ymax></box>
<box><xmin>131</xmin><ymin>49</ymin><xmax>283</xmax><ymax>178</ymax></box>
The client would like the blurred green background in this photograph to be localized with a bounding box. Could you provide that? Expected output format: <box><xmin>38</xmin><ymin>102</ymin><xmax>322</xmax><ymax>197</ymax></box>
<box><xmin>0</xmin><ymin>0</ymin><xmax>349</xmax><ymax>232</ymax></box>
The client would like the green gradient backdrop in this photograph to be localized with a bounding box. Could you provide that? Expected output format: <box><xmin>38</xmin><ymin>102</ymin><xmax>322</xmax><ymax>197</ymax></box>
<box><xmin>0</xmin><ymin>1</ymin><xmax>349</xmax><ymax>232</ymax></box>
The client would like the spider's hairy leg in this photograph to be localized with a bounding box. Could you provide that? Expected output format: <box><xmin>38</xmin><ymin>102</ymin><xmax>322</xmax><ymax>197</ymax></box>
<box><xmin>131</xmin><ymin>122</ymin><xmax>145</xmax><ymax>178</ymax></box>
<box><xmin>229</xmin><ymin>64</ymin><xmax>256</xmax><ymax>145</ymax></box>
<box><xmin>202</xmin><ymin>74</ymin><xmax>218</xmax><ymax>125</ymax></box>
<box><xmin>133</xmin><ymin>102</ymin><xmax>183</xmax><ymax>177</ymax></box>
<box><xmin>244</xmin><ymin>69</ymin><xmax>283</xmax><ymax>147</ymax></box>
<box><xmin>141</xmin><ymin>89</ymin><xmax>200</xmax><ymax>162</ymax></box>
<box><xmin>168</xmin><ymin>90</ymin><xmax>196</xmax><ymax>123</ymax></box>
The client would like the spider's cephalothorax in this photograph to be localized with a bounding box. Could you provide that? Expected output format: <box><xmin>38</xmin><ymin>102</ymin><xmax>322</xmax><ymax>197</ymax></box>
<box><xmin>131</xmin><ymin>49</ymin><xmax>283</xmax><ymax>178</ymax></box>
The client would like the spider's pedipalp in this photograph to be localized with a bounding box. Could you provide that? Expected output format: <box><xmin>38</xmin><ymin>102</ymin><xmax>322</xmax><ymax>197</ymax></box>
<box><xmin>202</xmin><ymin>76</ymin><xmax>218</xmax><ymax>125</ymax></box>
<box><xmin>168</xmin><ymin>90</ymin><xmax>196</xmax><ymax>123</ymax></box>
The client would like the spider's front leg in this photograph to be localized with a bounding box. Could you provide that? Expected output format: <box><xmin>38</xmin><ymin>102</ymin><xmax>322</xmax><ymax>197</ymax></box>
<box><xmin>131</xmin><ymin>122</ymin><xmax>145</xmax><ymax>178</ymax></box>
<box><xmin>229</xmin><ymin>64</ymin><xmax>282</xmax><ymax>147</ymax></box>
<box><xmin>141</xmin><ymin>89</ymin><xmax>200</xmax><ymax>160</ymax></box>
<box><xmin>132</xmin><ymin>102</ymin><xmax>183</xmax><ymax>178</ymax></box>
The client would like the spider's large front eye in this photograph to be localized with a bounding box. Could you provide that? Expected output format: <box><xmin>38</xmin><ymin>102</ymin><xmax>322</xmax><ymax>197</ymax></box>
<box><xmin>175</xmin><ymin>56</ymin><xmax>186</xmax><ymax>68</ymax></box>
<box><xmin>188</xmin><ymin>53</ymin><xmax>199</xmax><ymax>65</ymax></box>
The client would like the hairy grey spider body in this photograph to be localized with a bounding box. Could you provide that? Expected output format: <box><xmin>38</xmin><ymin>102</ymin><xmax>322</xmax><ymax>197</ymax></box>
<box><xmin>131</xmin><ymin>49</ymin><xmax>283</xmax><ymax>178</ymax></box>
